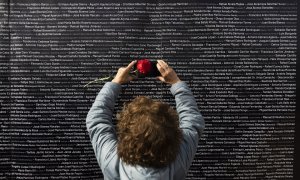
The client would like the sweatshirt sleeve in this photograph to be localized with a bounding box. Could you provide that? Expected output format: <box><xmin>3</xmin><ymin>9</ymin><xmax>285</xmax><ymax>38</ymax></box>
<box><xmin>170</xmin><ymin>81</ymin><xmax>205</xmax><ymax>171</ymax></box>
<box><xmin>86</xmin><ymin>82</ymin><xmax>121</xmax><ymax>179</ymax></box>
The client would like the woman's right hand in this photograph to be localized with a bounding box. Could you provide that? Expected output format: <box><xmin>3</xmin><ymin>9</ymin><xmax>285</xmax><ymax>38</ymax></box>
<box><xmin>156</xmin><ymin>60</ymin><xmax>181</xmax><ymax>85</ymax></box>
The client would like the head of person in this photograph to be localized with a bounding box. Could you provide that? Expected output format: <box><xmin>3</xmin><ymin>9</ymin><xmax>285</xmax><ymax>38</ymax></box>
<box><xmin>117</xmin><ymin>96</ymin><xmax>182</xmax><ymax>168</ymax></box>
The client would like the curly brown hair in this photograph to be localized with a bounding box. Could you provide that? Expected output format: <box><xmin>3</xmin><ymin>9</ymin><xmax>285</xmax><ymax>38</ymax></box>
<box><xmin>117</xmin><ymin>96</ymin><xmax>182</xmax><ymax>168</ymax></box>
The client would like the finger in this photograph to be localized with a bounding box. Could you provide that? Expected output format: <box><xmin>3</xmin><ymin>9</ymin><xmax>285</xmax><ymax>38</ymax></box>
<box><xmin>157</xmin><ymin>60</ymin><xmax>169</xmax><ymax>67</ymax></box>
<box><xmin>119</xmin><ymin>67</ymin><xmax>126</xmax><ymax>71</ymax></box>
<box><xmin>156</xmin><ymin>76</ymin><xmax>165</xmax><ymax>82</ymax></box>
<box><xmin>157</xmin><ymin>60</ymin><xmax>164</xmax><ymax>67</ymax></box>
<box><xmin>156</xmin><ymin>62</ymin><xmax>165</xmax><ymax>73</ymax></box>
<box><xmin>128</xmin><ymin>76</ymin><xmax>134</xmax><ymax>82</ymax></box>
<box><xmin>125</xmin><ymin>60</ymin><xmax>137</xmax><ymax>72</ymax></box>
<box><xmin>128</xmin><ymin>74</ymin><xmax>138</xmax><ymax>82</ymax></box>
<box><xmin>157</xmin><ymin>60</ymin><xmax>169</xmax><ymax>70</ymax></box>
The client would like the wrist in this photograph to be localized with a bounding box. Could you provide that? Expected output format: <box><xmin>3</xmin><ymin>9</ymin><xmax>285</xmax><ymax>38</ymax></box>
<box><xmin>112</xmin><ymin>78</ymin><xmax>122</xmax><ymax>85</ymax></box>
<box><xmin>170</xmin><ymin>78</ymin><xmax>181</xmax><ymax>85</ymax></box>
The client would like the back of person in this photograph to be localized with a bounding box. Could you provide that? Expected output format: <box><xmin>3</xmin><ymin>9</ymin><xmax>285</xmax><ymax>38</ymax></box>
<box><xmin>86</xmin><ymin>60</ymin><xmax>205</xmax><ymax>179</ymax></box>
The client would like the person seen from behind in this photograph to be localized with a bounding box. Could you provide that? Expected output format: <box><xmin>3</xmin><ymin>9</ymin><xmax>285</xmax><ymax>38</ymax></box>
<box><xmin>86</xmin><ymin>60</ymin><xmax>205</xmax><ymax>179</ymax></box>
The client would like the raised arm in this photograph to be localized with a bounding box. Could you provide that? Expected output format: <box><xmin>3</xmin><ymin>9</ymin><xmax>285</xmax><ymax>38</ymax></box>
<box><xmin>170</xmin><ymin>81</ymin><xmax>205</xmax><ymax>170</ymax></box>
<box><xmin>86</xmin><ymin>60</ymin><xmax>136</xmax><ymax>179</ymax></box>
<box><xmin>86</xmin><ymin>82</ymin><xmax>121</xmax><ymax>175</ymax></box>
<box><xmin>156</xmin><ymin>60</ymin><xmax>205</xmax><ymax>171</ymax></box>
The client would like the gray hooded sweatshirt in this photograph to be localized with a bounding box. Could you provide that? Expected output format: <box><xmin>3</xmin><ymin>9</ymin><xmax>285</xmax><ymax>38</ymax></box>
<box><xmin>86</xmin><ymin>81</ymin><xmax>205</xmax><ymax>180</ymax></box>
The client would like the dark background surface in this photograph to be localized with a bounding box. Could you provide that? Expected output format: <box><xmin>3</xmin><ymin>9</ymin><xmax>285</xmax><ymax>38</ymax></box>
<box><xmin>0</xmin><ymin>0</ymin><xmax>298</xmax><ymax>179</ymax></box>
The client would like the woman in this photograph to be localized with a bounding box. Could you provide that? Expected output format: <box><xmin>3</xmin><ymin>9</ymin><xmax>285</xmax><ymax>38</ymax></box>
<box><xmin>86</xmin><ymin>60</ymin><xmax>205</xmax><ymax>180</ymax></box>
